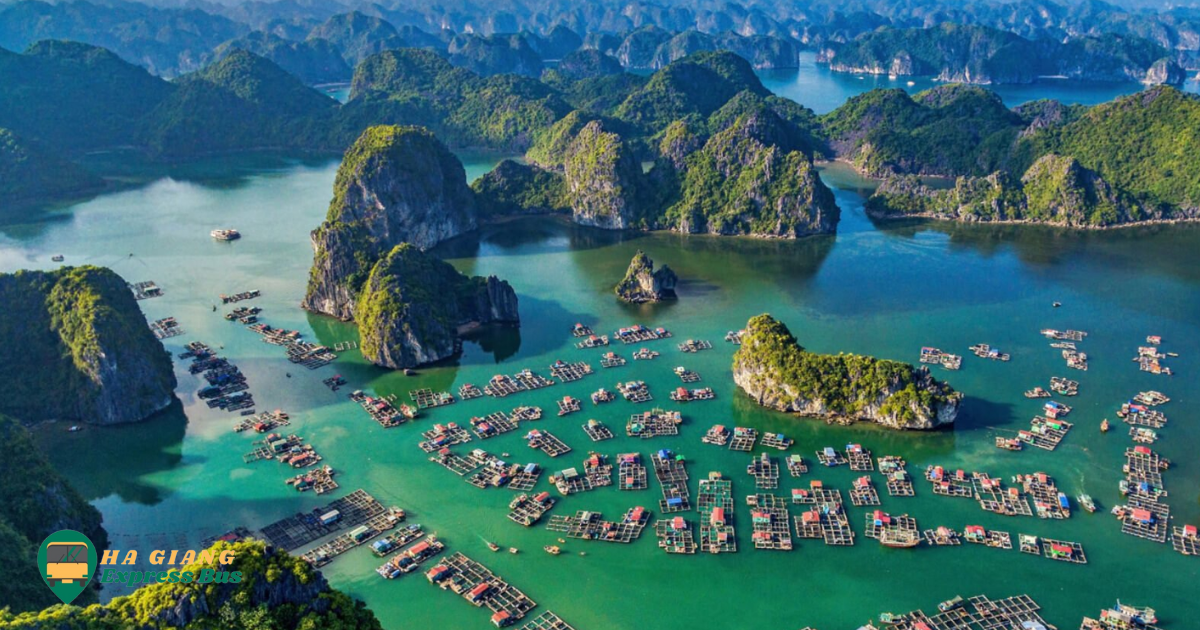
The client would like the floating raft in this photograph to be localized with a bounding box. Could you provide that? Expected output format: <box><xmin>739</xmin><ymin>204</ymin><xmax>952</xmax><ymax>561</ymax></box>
<box><xmin>546</xmin><ymin>507</ymin><xmax>650</xmax><ymax>543</ymax></box>
<box><xmin>1041</xmin><ymin>538</ymin><xmax>1087</xmax><ymax>564</ymax></box>
<box><xmin>677</xmin><ymin>339</ymin><xmax>712</xmax><ymax>353</ymax></box>
<box><xmin>466</xmin><ymin>454</ymin><xmax>526</xmax><ymax>490</ymax></box>
<box><xmin>627</xmin><ymin>408</ymin><xmax>681</xmax><ymax>438</ymax></box>
<box><xmin>128</xmin><ymin>280</ymin><xmax>163</xmax><ymax>300</ymax></box>
<box><xmin>920</xmin><ymin>347</ymin><xmax>962</xmax><ymax>370</ymax></box>
<box><xmin>761</xmin><ymin>433</ymin><xmax>793</xmax><ymax>450</ymax></box>
<box><xmin>1050</xmin><ymin>376</ymin><xmax>1079</xmax><ymax>396</ymax></box>
<box><xmin>674</xmin><ymin>366</ymin><xmax>702</xmax><ymax>382</ymax></box>
<box><xmin>571</xmin><ymin>324</ymin><xmax>593</xmax><ymax>338</ymax></box>
<box><xmin>724</xmin><ymin>330</ymin><xmax>744</xmax><ymax>344</ymax></box>
<box><xmin>1080</xmin><ymin>602</ymin><xmax>1163</xmax><ymax>630</ymax></box>
<box><xmin>816</xmin><ymin>446</ymin><xmax>847</xmax><ymax>467</ymax></box>
<box><xmin>513</xmin><ymin>406</ymin><xmax>543</xmax><ymax>422</ymax></box>
<box><xmin>617</xmin><ymin>453</ymin><xmax>648</xmax><ymax>491</ymax></box>
<box><xmin>484</xmin><ymin>370</ymin><xmax>555</xmax><ymax>397</ymax></box>
<box><xmin>972</xmin><ymin>473</ymin><xmax>1033</xmax><ymax>517</ymax></box>
<box><xmin>575</xmin><ymin>335</ymin><xmax>609</xmax><ymax>349</ymax></box>
<box><xmin>258</xmin><ymin>489</ymin><xmax>386</xmax><ymax>551</ymax></box>
<box><xmin>1171</xmin><ymin>525</ymin><xmax>1198</xmax><ymax>556</ymax></box>
<box><xmin>747</xmin><ymin>453</ymin><xmax>780</xmax><ymax>490</ymax></box>
<box><xmin>600</xmin><ymin>352</ymin><xmax>626</xmax><ymax>368</ymax></box>
<box><xmin>926</xmin><ymin>466</ymin><xmax>974</xmax><ymax>498</ymax></box>
<box><xmin>1019</xmin><ymin>472</ymin><xmax>1070</xmax><ymax>519</ymax></box>
<box><xmin>747</xmin><ymin>493</ymin><xmax>792</xmax><ymax>551</ymax></box>
<box><xmin>234</xmin><ymin>409</ymin><xmax>290</xmax><ymax>433</ymax></box>
<box><xmin>550</xmin><ymin>360</ymin><xmax>593</xmax><ymax>383</ymax></box>
<box><xmin>419</xmin><ymin>423</ymin><xmax>472</xmax><ymax>452</ymax></box>
<box><xmin>879</xmin><ymin>457</ymin><xmax>914</xmax><ymax>497</ymax></box>
<box><xmin>963</xmin><ymin>526</ymin><xmax>1012</xmax><ymax>549</ymax></box>
<box><xmin>582</xmin><ymin>419</ymin><xmax>614</xmax><ymax>442</ymax></box>
<box><xmin>428</xmin><ymin>552</ymin><xmax>537</xmax><ymax>624</ymax></box>
<box><xmin>1020</xmin><ymin>416</ymin><xmax>1074</xmax><ymax>451</ymax></box>
<box><xmin>150</xmin><ymin>317</ymin><xmax>184</xmax><ymax>340</ymax></box>
<box><xmin>458</xmin><ymin>383</ymin><xmax>483</xmax><ymax>400</ymax></box>
<box><xmin>850</xmin><ymin>476</ymin><xmax>881</xmax><ymax>507</ymax></box>
<box><xmin>507</xmin><ymin>464</ymin><xmax>543</xmax><ymax>492</ymax></box>
<box><xmin>729</xmin><ymin>427</ymin><xmax>758</xmax><ymax>452</ymax></box>
<box><xmin>350</xmin><ymin>390</ymin><xmax>411</xmax><ymax>428</ymax></box>
<box><xmin>525</xmin><ymin>429</ymin><xmax>572</xmax><ymax>457</ymax></box>
<box><xmin>786</xmin><ymin>454</ymin><xmax>808</xmax><ymax>476</ymax></box>
<box><xmin>508</xmin><ymin>492</ymin><xmax>556</xmax><ymax>526</ymax></box>
<box><xmin>792</xmin><ymin>488</ymin><xmax>853</xmax><ymax>546</ymax></box>
<box><xmin>370</xmin><ymin>523</ymin><xmax>425</xmax><ymax>558</ymax></box>
<box><xmin>302</xmin><ymin>507</ymin><xmax>407</xmax><ymax>567</ymax></box>
<box><xmin>865</xmin><ymin>511</ymin><xmax>920</xmax><ymax>547</ymax></box>
<box><xmin>846</xmin><ymin>444</ymin><xmax>873</xmax><ymax>471</ymax></box>
<box><xmin>1118</xmin><ymin>495</ymin><xmax>1170</xmax><ymax>543</ymax></box>
<box><xmin>556</xmin><ymin>396</ymin><xmax>582</xmax><ymax>416</ymax></box>
<box><xmin>375</xmin><ymin>535</ymin><xmax>444</xmax><ymax>579</ymax></box>
<box><xmin>969</xmin><ymin>343</ymin><xmax>1010</xmax><ymax>361</ymax></box>
<box><xmin>1133</xmin><ymin>390</ymin><xmax>1170</xmax><ymax>406</ymax></box>
<box><xmin>922</xmin><ymin>526</ymin><xmax>962</xmax><ymax>546</ymax></box>
<box><xmin>651</xmin><ymin>449</ymin><xmax>691</xmax><ymax>512</ymax></box>
<box><xmin>590</xmin><ymin>388</ymin><xmax>615</xmax><ymax>404</ymax></box>
<box><xmin>430</xmin><ymin>449</ymin><xmax>480</xmax><ymax>476</ymax></box>
<box><xmin>519</xmin><ymin>611</ymin><xmax>576</xmax><ymax>630</ymax></box>
<box><xmin>409</xmin><ymin>388</ymin><xmax>455</xmax><ymax>409</ymax></box>
<box><xmin>286</xmin><ymin>465</ymin><xmax>339</xmax><ymax>494</ymax></box>
<box><xmin>702</xmin><ymin>424</ymin><xmax>731</xmax><ymax>446</ymax></box>
<box><xmin>1042</xmin><ymin>328</ymin><xmax>1087</xmax><ymax>341</ymax></box>
<box><xmin>697</xmin><ymin>473</ymin><xmax>736</xmax><ymax>554</ymax></box>
<box><xmin>613</xmin><ymin>324</ymin><xmax>670</xmax><ymax>344</ymax></box>
<box><xmin>655</xmin><ymin>517</ymin><xmax>697</xmax><ymax>554</ymax></box>
<box><xmin>1120</xmin><ymin>403</ymin><xmax>1167</xmax><ymax>428</ymax></box>
<box><xmin>617</xmin><ymin>380</ymin><xmax>653</xmax><ymax>403</ymax></box>
<box><xmin>471</xmin><ymin>412</ymin><xmax>518</xmax><ymax>439</ymax></box>
<box><xmin>632</xmin><ymin>347</ymin><xmax>659</xmax><ymax>360</ymax></box>
<box><xmin>880</xmin><ymin>594</ymin><xmax>1051</xmax><ymax>630</ymax></box>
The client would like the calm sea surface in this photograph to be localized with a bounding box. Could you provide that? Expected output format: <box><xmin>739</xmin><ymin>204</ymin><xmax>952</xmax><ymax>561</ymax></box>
<box><xmin>1</xmin><ymin>71</ymin><xmax>1197</xmax><ymax>629</ymax></box>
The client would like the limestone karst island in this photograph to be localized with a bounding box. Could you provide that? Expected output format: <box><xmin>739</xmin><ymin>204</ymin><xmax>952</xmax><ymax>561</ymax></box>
<box><xmin>1</xmin><ymin>0</ymin><xmax>1197</xmax><ymax>628</ymax></box>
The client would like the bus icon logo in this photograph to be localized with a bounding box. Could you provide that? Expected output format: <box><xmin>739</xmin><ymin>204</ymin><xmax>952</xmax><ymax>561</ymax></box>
<box><xmin>38</xmin><ymin>530</ymin><xmax>97</xmax><ymax>604</ymax></box>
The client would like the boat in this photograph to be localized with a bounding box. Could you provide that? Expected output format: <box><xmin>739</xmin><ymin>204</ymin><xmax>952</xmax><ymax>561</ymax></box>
<box><xmin>486</xmin><ymin>541</ymin><xmax>500</xmax><ymax>552</ymax></box>
<box><xmin>1100</xmin><ymin>418</ymin><xmax>1110</xmax><ymax>432</ymax></box>
<box><xmin>1078</xmin><ymin>494</ymin><xmax>1097</xmax><ymax>513</ymax></box>
<box><xmin>211</xmin><ymin>228</ymin><xmax>241</xmax><ymax>241</ymax></box>
<box><xmin>508</xmin><ymin>547</ymin><xmax>518</xmax><ymax>554</ymax></box>
<box><xmin>557</xmin><ymin>538</ymin><xmax>565</xmax><ymax>544</ymax></box>
<box><xmin>1052</xmin><ymin>301</ymin><xmax>1061</xmax><ymax>308</ymax></box>
<box><xmin>66</xmin><ymin>425</ymin><xmax>82</xmax><ymax>433</ymax></box>
<box><xmin>543</xmin><ymin>545</ymin><xmax>560</xmax><ymax>555</ymax></box>
<box><xmin>1112</xmin><ymin>602</ymin><xmax>1157</xmax><ymax>626</ymax></box>
<box><xmin>938</xmin><ymin>596</ymin><xmax>964</xmax><ymax>613</ymax></box>
<box><xmin>51</xmin><ymin>254</ymin><xmax>65</xmax><ymax>262</ymax></box>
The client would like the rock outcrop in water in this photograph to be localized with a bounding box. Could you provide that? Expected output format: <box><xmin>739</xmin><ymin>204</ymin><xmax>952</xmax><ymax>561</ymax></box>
<box><xmin>303</xmin><ymin>125</ymin><xmax>479</xmax><ymax>320</ymax></box>
<box><xmin>0</xmin><ymin>266</ymin><xmax>177</xmax><ymax>426</ymax></box>
<box><xmin>733</xmin><ymin>314</ymin><xmax>960</xmax><ymax>430</ymax></box>
<box><xmin>356</xmin><ymin>244</ymin><xmax>519</xmax><ymax>368</ymax></box>
<box><xmin>615</xmin><ymin>250</ymin><xmax>678</xmax><ymax>303</ymax></box>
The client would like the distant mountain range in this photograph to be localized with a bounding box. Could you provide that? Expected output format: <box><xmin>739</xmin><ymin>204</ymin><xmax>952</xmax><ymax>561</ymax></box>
<box><xmin>1</xmin><ymin>0</ymin><xmax>1198</xmax><ymax>83</ymax></box>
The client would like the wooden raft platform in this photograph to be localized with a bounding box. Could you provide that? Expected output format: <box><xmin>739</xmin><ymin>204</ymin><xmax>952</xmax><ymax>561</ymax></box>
<box><xmin>550</xmin><ymin>360</ymin><xmax>594</xmax><ymax>383</ymax></box>
<box><xmin>583</xmin><ymin>419</ymin><xmax>614</xmax><ymax>441</ymax></box>
<box><xmin>546</xmin><ymin>508</ymin><xmax>650</xmax><ymax>543</ymax></box>
<box><xmin>302</xmin><ymin>507</ymin><xmax>407</xmax><ymax>567</ymax></box>
<box><xmin>747</xmin><ymin>453</ymin><xmax>780</xmax><ymax>490</ymax></box>
<box><xmin>627</xmin><ymin>408</ymin><xmax>681</xmax><ymax>438</ymax></box>
<box><xmin>729</xmin><ymin>427</ymin><xmax>758</xmax><ymax>452</ymax></box>
<box><xmin>508</xmin><ymin>493</ymin><xmax>556</xmax><ymax>526</ymax></box>
<box><xmin>429</xmin><ymin>552</ymin><xmax>537</xmax><ymax>624</ymax></box>
<box><xmin>618</xmin><ymin>453</ymin><xmax>648</xmax><ymax>491</ymax></box>
<box><xmin>409</xmin><ymin>388</ymin><xmax>455</xmax><ymax>409</ymax></box>
<box><xmin>702</xmin><ymin>425</ymin><xmax>730</xmax><ymax>446</ymax></box>
<box><xmin>697</xmin><ymin>473</ymin><xmax>736</xmax><ymax>553</ymax></box>
<box><xmin>259</xmin><ymin>489</ymin><xmax>386</xmax><ymax>551</ymax></box>
<box><xmin>926</xmin><ymin>466</ymin><xmax>974</xmax><ymax>498</ymax></box>
<box><xmin>655</xmin><ymin>517</ymin><xmax>697</xmax><ymax>554</ymax></box>
<box><xmin>761</xmin><ymin>433</ymin><xmax>793</xmax><ymax>450</ymax></box>
<box><xmin>747</xmin><ymin>493</ymin><xmax>792</xmax><ymax>550</ymax></box>
<box><xmin>850</xmin><ymin>476</ymin><xmax>881</xmax><ymax>507</ymax></box>
<box><xmin>519</xmin><ymin>611</ymin><xmax>576</xmax><ymax>630</ymax></box>
<box><xmin>419</xmin><ymin>423</ymin><xmax>472</xmax><ymax>452</ymax></box>
<box><xmin>879</xmin><ymin>456</ymin><xmax>914</xmax><ymax>497</ymax></box>
<box><xmin>972</xmin><ymin>473</ymin><xmax>1033</xmax><ymax>517</ymax></box>
<box><xmin>471</xmin><ymin>412</ymin><xmax>519</xmax><ymax>439</ymax></box>
<box><xmin>525</xmin><ymin>430</ymin><xmax>572</xmax><ymax>457</ymax></box>
<box><xmin>846</xmin><ymin>445</ymin><xmax>873</xmax><ymax>471</ymax></box>
<box><xmin>651</xmin><ymin>449</ymin><xmax>691</xmax><ymax>512</ymax></box>
<box><xmin>786</xmin><ymin>454</ymin><xmax>808</xmax><ymax>476</ymax></box>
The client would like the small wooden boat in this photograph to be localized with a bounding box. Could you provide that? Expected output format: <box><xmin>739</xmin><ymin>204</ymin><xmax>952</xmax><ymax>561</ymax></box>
<box><xmin>1100</xmin><ymin>419</ymin><xmax>1110</xmax><ymax>433</ymax></box>
<box><xmin>543</xmin><ymin>545</ymin><xmax>560</xmax><ymax>555</ymax></box>
<box><xmin>51</xmin><ymin>254</ymin><xmax>65</xmax><ymax>262</ymax></box>
<box><xmin>1078</xmin><ymin>494</ymin><xmax>1096</xmax><ymax>513</ymax></box>
<box><xmin>486</xmin><ymin>541</ymin><xmax>500</xmax><ymax>552</ymax></box>
<box><xmin>211</xmin><ymin>228</ymin><xmax>241</xmax><ymax>241</ymax></box>
<box><xmin>508</xmin><ymin>547</ymin><xmax>518</xmax><ymax>554</ymax></box>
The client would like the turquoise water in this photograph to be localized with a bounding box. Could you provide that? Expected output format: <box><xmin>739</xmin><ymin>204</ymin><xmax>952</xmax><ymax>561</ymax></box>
<box><xmin>758</xmin><ymin>52</ymin><xmax>1199</xmax><ymax>114</ymax></box>
<box><xmin>3</xmin><ymin>150</ymin><xmax>1197</xmax><ymax>628</ymax></box>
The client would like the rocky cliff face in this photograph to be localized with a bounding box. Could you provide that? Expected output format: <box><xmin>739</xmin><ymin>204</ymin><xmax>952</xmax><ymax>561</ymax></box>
<box><xmin>732</xmin><ymin>314</ymin><xmax>960</xmax><ymax>430</ymax></box>
<box><xmin>615</xmin><ymin>250</ymin><xmax>678</xmax><ymax>303</ymax></box>
<box><xmin>668</xmin><ymin>110</ymin><xmax>839</xmax><ymax>237</ymax></box>
<box><xmin>303</xmin><ymin>125</ymin><xmax>478</xmax><ymax>320</ymax></box>
<box><xmin>0</xmin><ymin>266</ymin><xmax>177</xmax><ymax>426</ymax></box>
<box><xmin>1143</xmin><ymin>57</ymin><xmax>1187</xmax><ymax>85</ymax></box>
<box><xmin>563</xmin><ymin>120</ymin><xmax>645</xmax><ymax>229</ymax></box>
<box><xmin>356</xmin><ymin>244</ymin><xmax>519</xmax><ymax>369</ymax></box>
<box><xmin>866</xmin><ymin>153</ymin><xmax>1200</xmax><ymax>228</ymax></box>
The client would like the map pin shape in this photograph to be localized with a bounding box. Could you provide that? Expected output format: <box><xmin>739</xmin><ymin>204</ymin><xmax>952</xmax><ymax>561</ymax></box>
<box><xmin>38</xmin><ymin>529</ymin><xmax>98</xmax><ymax>605</ymax></box>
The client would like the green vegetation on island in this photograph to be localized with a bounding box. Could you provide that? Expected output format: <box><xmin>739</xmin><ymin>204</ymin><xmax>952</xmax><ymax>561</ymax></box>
<box><xmin>732</xmin><ymin>314</ymin><xmax>961</xmax><ymax>430</ymax></box>
<box><xmin>0</xmin><ymin>413</ymin><xmax>108</xmax><ymax>613</ymax></box>
<box><xmin>615</xmin><ymin>250</ymin><xmax>677</xmax><ymax>303</ymax></box>
<box><xmin>357</xmin><ymin>244</ymin><xmax>519</xmax><ymax>368</ymax></box>
<box><xmin>0</xmin><ymin>540</ymin><xmax>383</xmax><ymax>630</ymax></box>
<box><xmin>0</xmin><ymin>128</ymin><xmax>103</xmax><ymax>210</ymax></box>
<box><xmin>0</xmin><ymin>266</ymin><xmax>177</xmax><ymax>426</ymax></box>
